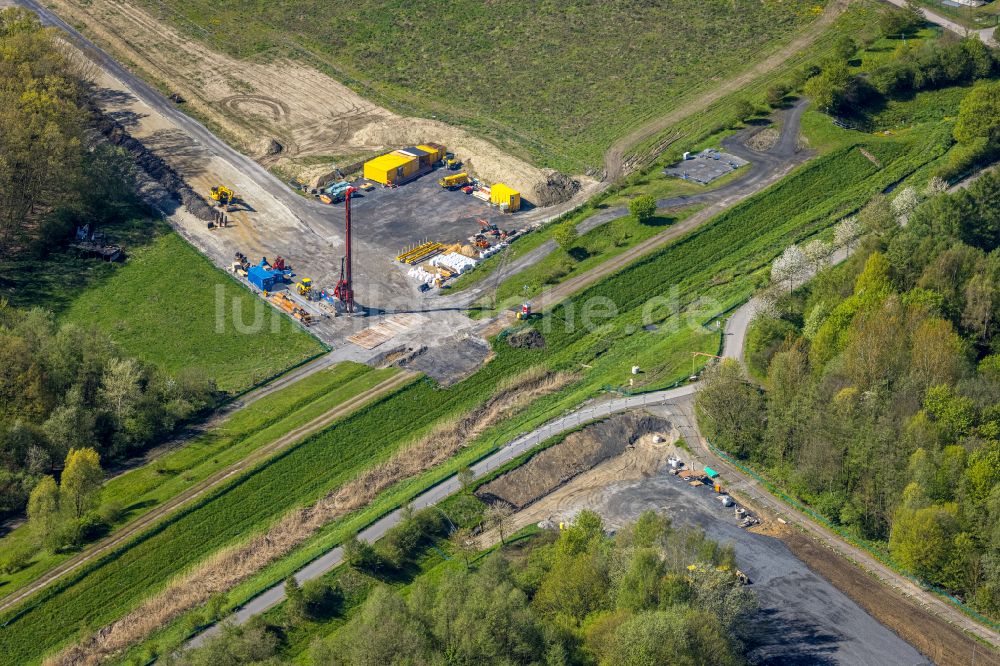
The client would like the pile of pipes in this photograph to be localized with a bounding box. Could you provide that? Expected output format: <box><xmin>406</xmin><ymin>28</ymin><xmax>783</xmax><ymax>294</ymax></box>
<box><xmin>479</xmin><ymin>241</ymin><xmax>509</xmax><ymax>259</ymax></box>
<box><xmin>431</xmin><ymin>252</ymin><xmax>479</xmax><ymax>274</ymax></box>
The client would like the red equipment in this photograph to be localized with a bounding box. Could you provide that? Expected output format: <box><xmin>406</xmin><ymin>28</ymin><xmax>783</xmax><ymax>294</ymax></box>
<box><xmin>272</xmin><ymin>256</ymin><xmax>286</xmax><ymax>271</ymax></box>
<box><xmin>334</xmin><ymin>186</ymin><xmax>357</xmax><ymax>313</ymax></box>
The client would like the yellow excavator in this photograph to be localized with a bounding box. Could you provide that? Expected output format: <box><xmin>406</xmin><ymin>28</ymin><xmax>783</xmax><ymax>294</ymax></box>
<box><xmin>210</xmin><ymin>185</ymin><xmax>239</xmax><ymax>209</ymax></box>
<box><xmin>295</xmin><ymin>277</ymin><xmax>313</xmax><ymax>297</ymax></box>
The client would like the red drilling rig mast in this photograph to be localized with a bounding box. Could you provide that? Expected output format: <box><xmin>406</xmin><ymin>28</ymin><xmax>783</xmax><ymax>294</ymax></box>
<box><xmin>334</xmin><ymin>186</ymin><xmax>357</xmax><ymax>313</ymax></box>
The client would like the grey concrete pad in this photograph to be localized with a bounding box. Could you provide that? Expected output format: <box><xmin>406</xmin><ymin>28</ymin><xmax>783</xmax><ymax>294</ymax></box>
<box><xmin>664</xmin><ymin>148</ymin><xmax>749</xmax><ymax>185</ymax></box>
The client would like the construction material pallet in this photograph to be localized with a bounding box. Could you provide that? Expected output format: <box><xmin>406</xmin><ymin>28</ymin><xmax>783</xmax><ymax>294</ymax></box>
<box><xmin>347</xmin><ymin>313</ymin><xmax>425</xmax><ymax>349</ymax></box>
<box><xmin>397</xmin><ymin>242</ymin><xmax>444</xmax><ymax>265</ymax></box>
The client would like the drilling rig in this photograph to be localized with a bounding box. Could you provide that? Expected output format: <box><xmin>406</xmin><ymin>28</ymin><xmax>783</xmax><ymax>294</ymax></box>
<box><xmin>333</xmin><ymin>186</ymin><xmax>357</xmax><ymax>313</ymax></box>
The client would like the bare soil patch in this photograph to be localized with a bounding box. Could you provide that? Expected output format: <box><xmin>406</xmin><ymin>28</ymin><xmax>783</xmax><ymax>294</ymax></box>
<box><xmin>744</xmin><ymin>126</ymin><xmax>779</xmax><ymax>152</ymax></box>
<box><xmin>477</xmin><ymin>412</ymin><xmax>676</xmax><ymax>511</ymax></box>
<box><xmin>47</xmin><ymin>0</ymin><xmax>581</xmax><ymax>203</ymax></box>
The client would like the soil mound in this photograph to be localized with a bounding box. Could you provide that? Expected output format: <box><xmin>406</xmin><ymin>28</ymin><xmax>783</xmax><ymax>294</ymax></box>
<box><xmin>476</xmin><ymin>412</ymin><xmax>671</xmax><ymax>510</ymax></box>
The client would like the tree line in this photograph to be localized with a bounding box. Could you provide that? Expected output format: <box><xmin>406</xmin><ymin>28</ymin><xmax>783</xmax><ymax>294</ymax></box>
<box><xmin>0</xmin><ymin>7</ymin><xmax>141</xmax><ymax>257</ymax></box>
<box><xmin>699</xmin><ymin>171</ymin><xmax>1000</xmax><ymax>617</ymax></box>
<box><xmin>0</xmin><ymin>9</ymin><xmax>218</xmax><ymax>541</ymax></box>
<box><xmin>171</xmin><ymin>510</ymin><xmax>758</xmax><ymax>666</ymax></box>
<box><xmin>800</xmin><ymin>3</ymin><xmax>1000</xmax><ymax>181</ymax></box>
<box><xmin>0</xmin><ymin>305</ymin><xmax>217</xmax><ymax>528</ymax></box>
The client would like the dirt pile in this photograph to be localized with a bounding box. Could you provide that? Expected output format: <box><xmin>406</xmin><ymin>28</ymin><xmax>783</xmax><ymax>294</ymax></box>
<box><xmin>49</xmin><ymin>368</ymin><xmax>575</xmax><ymax>666</ymax></box>
<box><xmin>50</xmin><ymin>0</ymin><xmax>570</xmax><ymax>204</ymax></box>
<box><xmin>507</xmin><ymin>328</ymin><xmax>545</xmax><ymax>349</ymax></box>
<box><xmin>534</xmin><ymin>171</ymin><xmax>582</xmax><ymax>207</ymax></box>
<box><xmin>745</xmin><ymin>126</ymin><xmax>779</xmax><ymax>152</ymax></box>
<box><xmin>477</xmin><ymin>412</ymin><xmax>672</xmax><ymax>510</ymax></box>
<box><xmin>95</xmin><ymin>113</ymin><xmax>215</xmax><ymax>222</ymax></box>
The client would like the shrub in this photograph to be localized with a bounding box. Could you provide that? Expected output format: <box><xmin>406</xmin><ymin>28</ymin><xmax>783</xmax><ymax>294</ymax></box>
<box><xmin>0</xmin><ymin>542</ymin><xmax>36</xmax><ymax>574</ymax></box>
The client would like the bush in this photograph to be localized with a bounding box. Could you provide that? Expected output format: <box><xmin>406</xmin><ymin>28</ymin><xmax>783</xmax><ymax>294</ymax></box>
<box><xmin>628</xmin><ymin>195</ymin><xmax>657</xmax><ymax>224</ymax></box>
<box><xmin>0</xmin><ymin>542</ymin><xmax>36</xmax><ymax>574</ymax></box>
<box><xmin>344</xmin><ymin>535</ymin><xmax>385</xmax><ymax>575</ymax></box>
<box><xmin>302</xmin><ymin>579</ymin><xmax>343</xmax><ymax>620</ymax></box>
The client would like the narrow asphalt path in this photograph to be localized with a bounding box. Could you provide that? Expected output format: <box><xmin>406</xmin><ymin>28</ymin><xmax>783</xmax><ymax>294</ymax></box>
<box><xmin>187</xmin><ymin>296</ymin><xmax>751</xmax><ymax>647</ymax></box>
<box><xmin>0</xmin><ymin>369</ymin><xmax>416</xmax><ymax>616</ymax></box>
<box><xmin>191</xmin><ymin>242</ymin><xmax>1000</xmax><ymax>654</ymax></box>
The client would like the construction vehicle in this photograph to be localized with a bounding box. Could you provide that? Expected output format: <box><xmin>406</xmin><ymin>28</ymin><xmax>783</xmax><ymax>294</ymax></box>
<box><xmin>325</xmin><ymin>180</ymin><xmax>353</xmax><ymax>203</ymax></box>
<box><xmin>296</xmin><ymin>277</ymin><xmax>313</xmax><ymax>297</ymax></box>
<box><xmin>210</xmin><ymin>185</ymin><xmax>239</xmax><ymax>209</ymax></box>
<box><xmin>333</xmin><ymin>186</ymin><xmax>357</xmax><ymax>313</ymax></box>
<box><xmin>517</xmin><ymin>302</ymin><xmax>532</xmax><ymax>320</ymax></box>
<box><xmin>446</xmin><ymin>156</ymin><xmax>461</xmax><ymax>170</ymax></box>
<box><xmin>439</xmin><ymin>172</ymin><xmax>469</xmax><ymax>189</ymax></box>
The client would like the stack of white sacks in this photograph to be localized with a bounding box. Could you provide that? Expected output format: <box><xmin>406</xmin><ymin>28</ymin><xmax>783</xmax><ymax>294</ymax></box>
<box><xmin>407</xmin><ymin>266</ymin><xmax>436</xmax><ymax>285</ymax></box>
<box><xmin>431</xmin><ymin>252</ymin><xmax>479</xmax><ymax>274</ymax></box>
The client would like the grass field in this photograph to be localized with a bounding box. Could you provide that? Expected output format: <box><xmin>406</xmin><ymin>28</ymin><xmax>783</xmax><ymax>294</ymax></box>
<box><xmin>132</xmin><ymin>0</ymin><xmax>826</xmax><ymax>172</ymax></box>
<box><xmin>0</xmin><ymin>363</ymin><xmax>395</xmax><ymax>600</ymax></box>
<box><xmin>62</xmin><ymin>232</ymin><xmax>325</xmax><ymax>394</ymax></box>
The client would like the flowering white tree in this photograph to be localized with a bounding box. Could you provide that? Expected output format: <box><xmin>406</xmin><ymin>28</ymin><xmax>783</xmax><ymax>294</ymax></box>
<box><xmin>891</xmin><ymin>186</ymin><xmax>919</xmax><ymax>224</ymax></box>
<box><xmin>924</xmin><ymin>176</ymin><xmax>948</xmax><ymax>197</ymax></box>
<box><xmin>771</xmin><ymin>244</ymin><xmax>807</xmax><ymax>293</ymax></box>
<box><xmin>803</xmin><ymin>239</ymin><xmax>831</xmax><ymax>275</ymax></box>
<box><xmin>834</xmin><ymin>216</ymin><xmax>861</xmax><ymax>254</ymax></box>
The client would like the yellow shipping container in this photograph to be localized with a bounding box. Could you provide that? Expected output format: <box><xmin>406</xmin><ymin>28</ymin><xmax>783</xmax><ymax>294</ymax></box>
<box><xmin>490</xmin><ymin>183</ymin><xmax>521</xmax><ymax>212</ymax></box>
<box><xmin>364</xmin><ymin>152</ymin><xmax>418</xmax><ymax>185</ymax></box>
<box><xmin>418</xmin><ymin>143</ymin><xmax>445</xmax><ymax>163</ymax></box>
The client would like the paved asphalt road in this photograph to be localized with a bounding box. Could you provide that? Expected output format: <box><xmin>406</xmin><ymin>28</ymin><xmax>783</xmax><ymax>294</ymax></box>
<box><xmin>882</xmin><ymin>0</ymin><xmax>997</xmax><ymax>45</ymax></box>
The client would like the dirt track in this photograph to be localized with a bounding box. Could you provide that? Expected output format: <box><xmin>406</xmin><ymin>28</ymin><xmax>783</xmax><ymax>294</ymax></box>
<box><xmin>0</xmin><ymin>369</ymin><xmax>417</xmax><ymax>616</ymax></box>
<box><xmin>601</xmin><ymin>0</ymin><xmax>850</xmax><ymax>181</ymax></box>
<box><xmin>39</xmin><ymin>0</ymin><xmax>568</xmax><ymax>201</ymax></box>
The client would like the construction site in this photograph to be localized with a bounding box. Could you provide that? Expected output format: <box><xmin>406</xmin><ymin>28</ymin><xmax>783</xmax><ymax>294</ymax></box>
<box><xmin>208</xmin><ymin>142</ymin><xmax>534</xmax><ymax>360</ymax></box>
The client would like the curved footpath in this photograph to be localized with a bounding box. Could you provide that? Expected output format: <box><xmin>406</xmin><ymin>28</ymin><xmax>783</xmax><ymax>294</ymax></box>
<box><xmin>0</xmin><ymin>369</ymin><xmax>417</xmax><ymax>616</ymax></box>
<box><xmin>186</xmin><ymin>298</ymin><xmax>755</xmax><ymax>646</ymax></box>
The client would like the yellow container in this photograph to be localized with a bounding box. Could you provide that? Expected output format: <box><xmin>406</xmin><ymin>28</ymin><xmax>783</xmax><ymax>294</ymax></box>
<box><xmin>418</xmin><ymin>143</ymin><xmax>445</xmax><ymax>163</ymax></box>
<box><xmin>490</xmin><ymin>183</ymin><xmax>521</xmax><ymax>212</ymax></box>
<box><xmin>364</xmin><ymin>152</ymin><xmax>418</xmax><ymax>185</ymax></box>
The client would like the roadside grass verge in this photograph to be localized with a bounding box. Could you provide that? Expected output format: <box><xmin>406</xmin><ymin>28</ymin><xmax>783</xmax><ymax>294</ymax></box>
<box><xmin>0</xmin><ymin>363</ymin><xmax>393</xmax><ymax>599</ymax></box>
<box><xmin>491</xmin><ymin>207</ymin><xmax>703</xmax><ymax>306</ymax></box>
<box><xmin>448</xmin><ymin>3</ymin><xmax>879</xmax><ymax>298</ymax></box>
<box><xmin>62</xmin><ymin>233</ymin><xmax>324</xmax><ymax>394</ymax></box>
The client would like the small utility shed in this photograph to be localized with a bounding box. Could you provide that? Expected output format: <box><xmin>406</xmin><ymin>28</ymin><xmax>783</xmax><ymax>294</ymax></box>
<box><xmin>419</xmin><ymin>143</ymin><xmax>446</xmax><ymax>163</ymax></box>
<box><xmin>704</xmin><ymin>467</ymin><xmax>720</xmax><ymax>479</ymax></box>
<box><xmin>364</xmin><ymin>152</ymin><xmax>418</xmax><ymax>185</ymax></box>
<box><xmin>398</xmin><ymin>146</ymin><xmax>433</xmax><ymax>170</ymax></box>
<box><xmin>248</xmin><ymin>261</ymin><xmax>281</xmax><ymax>291</ymax></box>
<box><xmin>490</xmin><ymin>183</ymin><xmax>521</xmax><ymax>212</ymax></box>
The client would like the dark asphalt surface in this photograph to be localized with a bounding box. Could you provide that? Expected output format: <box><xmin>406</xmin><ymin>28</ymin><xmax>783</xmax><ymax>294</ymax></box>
<box><xmin>595</xmin><ymin>472</ymin><xmax>930</xmax><ymax>666</ymax></box>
